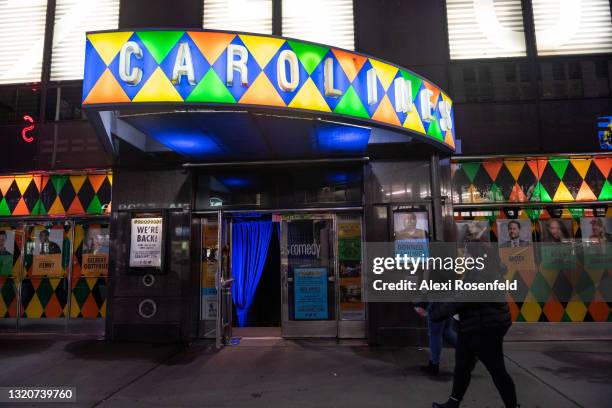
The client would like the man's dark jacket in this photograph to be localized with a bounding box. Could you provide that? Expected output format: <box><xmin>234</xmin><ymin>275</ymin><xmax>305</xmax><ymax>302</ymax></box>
<box><xmin>430</xmin><ymin>242</ymin><xmax>512</xmax><ymax>333</ymax></box>
<box><xmin>430</xmin><ymin>302</ymin><xmax>511</xmax><ymax>333</ymax></box>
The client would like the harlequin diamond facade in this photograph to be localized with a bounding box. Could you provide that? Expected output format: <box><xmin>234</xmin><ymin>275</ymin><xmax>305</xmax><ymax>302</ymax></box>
<box><xmin>452</xmin><ymin>157</ymin><xmax>612</xmax><ymax>204</ymax></box>
<box><xmin>0</xmin><ymin>174</ymin><xmax>111</xmax><ymax>324</ymax></box>
<box><xmin>453</xmin><ymin>157</ymin><xmax>612</xmax><ymax>322</ymax></box>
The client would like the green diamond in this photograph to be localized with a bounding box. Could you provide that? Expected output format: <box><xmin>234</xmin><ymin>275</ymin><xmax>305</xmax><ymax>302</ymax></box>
<box><xmin>186</xmin><ymin>70</ymin><xmax>236</xmax><ymax>103</ymax></box>
<box><xmin>137</xmin><ymin>31</ymin><xmax>184</xmax><ymax>64</ymax></box>
<box><xmin>461</xmin><ymin>162</ymin><xmax>480</xmax><ymax>183</ymax></box>
<box><xmin>288</xmin><ymin>41</ymin><xmax>329</xmax><ymax>75</ymax></box>
<box><xmin>333</xmin><ymin>85</ymin><xmax>369</xmax><ymax>119</ymax></box>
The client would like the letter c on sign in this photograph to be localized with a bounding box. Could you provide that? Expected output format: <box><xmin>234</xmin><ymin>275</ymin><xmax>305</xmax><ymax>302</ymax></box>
<box><xmin>22</xmin><ymin>115</ymin><xmax>35</xmax><ymax>143</ymax></box>
<box><xmin>119</xmin><ymin>41</ymin><xmax>143</xmax><ymax>85</ymax></box>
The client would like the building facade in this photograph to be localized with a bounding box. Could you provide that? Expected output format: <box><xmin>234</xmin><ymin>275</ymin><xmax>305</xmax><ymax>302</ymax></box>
<box><xmin>0</xmin><ymin>0</ymin><xmax>610</xmax><ymax>344</ymax></box>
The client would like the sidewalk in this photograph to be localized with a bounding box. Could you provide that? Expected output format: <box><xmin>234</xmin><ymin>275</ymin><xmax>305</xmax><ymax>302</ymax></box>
<box><xmin>0</xmin><ymin>335</ymin><xmax>610</xmax><ymax>407</ymax></box>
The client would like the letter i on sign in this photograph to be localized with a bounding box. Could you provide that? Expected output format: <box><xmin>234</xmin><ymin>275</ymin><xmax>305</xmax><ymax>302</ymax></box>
<box><xmin>367</xmin><ymin>68</ymin><xmax>378</xmax><ymax>105</ymax></box>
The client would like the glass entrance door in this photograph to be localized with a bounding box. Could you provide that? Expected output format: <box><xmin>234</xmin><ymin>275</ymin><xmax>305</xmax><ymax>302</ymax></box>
<box><xmin>280</xmin><ymin>214</ymin><xmax>337</xmax><ymax>337</ymax></box>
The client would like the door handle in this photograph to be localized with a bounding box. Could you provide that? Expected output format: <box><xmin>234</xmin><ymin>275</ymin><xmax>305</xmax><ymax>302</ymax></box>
<box><xmin>220</xmin><ymin>278</ymin><xmax>234</xmax><ymax>289</ymax></box>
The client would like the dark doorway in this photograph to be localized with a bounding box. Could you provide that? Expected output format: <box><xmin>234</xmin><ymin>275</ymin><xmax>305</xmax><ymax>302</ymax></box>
<box><xmin>231</xmin><ymin>220</ymin><xmax>281</xmax><ymax>327</ymax></box>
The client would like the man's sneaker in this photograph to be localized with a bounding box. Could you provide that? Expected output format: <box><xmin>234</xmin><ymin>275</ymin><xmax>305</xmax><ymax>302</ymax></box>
<box><xmin>432</xmin><ymin>397</ymin><xmax>460</xmax><ymax>408</ymax></box>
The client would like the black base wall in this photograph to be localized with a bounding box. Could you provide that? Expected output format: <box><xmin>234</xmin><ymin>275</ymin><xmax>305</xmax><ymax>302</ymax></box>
<box><xmin>106</xmin><ymin>169</ymin><xmax>197</xmax><ymax>343</ymax></box>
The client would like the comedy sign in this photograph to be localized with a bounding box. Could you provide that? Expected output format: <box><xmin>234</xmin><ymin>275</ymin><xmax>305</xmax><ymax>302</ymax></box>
<box><xmin>129</xmin><ymin>217</ymin><xmax>163</xmax><ymax>268</ymax></box>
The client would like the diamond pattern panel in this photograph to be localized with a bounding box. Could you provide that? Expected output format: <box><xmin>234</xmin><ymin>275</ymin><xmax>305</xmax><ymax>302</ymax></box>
<box><xmin>0</xmin><ymin>173</ymin><xmax>112</xmax><ymax>216</ymax></box>
<box><xmin>454</xmin><ymin>207</ymin><xmax>611</xmax><ymax>322</ymax></box>
<box><xmin>452</xmin><ymin>156</ymin><xmax>612</xmax><ymax>204</ymax></box>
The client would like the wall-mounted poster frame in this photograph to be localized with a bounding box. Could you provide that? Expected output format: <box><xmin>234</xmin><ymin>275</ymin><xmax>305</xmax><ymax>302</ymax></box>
<box><xmin>393</xmin><ymin>208</ymin><xmax>430</xmax><ymax>259</ymax></box>
<box><xmin>128</xmin><ymin>210</ymin><xmax>168</xmax><ymax>275</ymax></box>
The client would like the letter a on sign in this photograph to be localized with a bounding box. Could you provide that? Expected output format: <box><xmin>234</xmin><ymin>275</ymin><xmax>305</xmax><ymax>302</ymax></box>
<box><xmin>172</xmin><ymin>42</ymin><xmax>195</xmax><ymax>85</ymax></box>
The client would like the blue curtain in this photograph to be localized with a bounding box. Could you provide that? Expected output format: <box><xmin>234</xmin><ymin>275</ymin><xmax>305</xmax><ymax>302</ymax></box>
<box><xmin>231</xmin><ymin>220</ymin><xmax>273</xmax><ymax>327</ymax></box>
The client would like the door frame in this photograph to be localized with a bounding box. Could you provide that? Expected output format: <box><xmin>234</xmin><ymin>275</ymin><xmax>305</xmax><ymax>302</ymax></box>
<box><xmin>280</xmin><ymin>212</ymin><xmax>338</xmax><ymax>338</ymax></box>
<box><xmin>192</xmin><ymin>207</ymin><xmax>365</xmax><ymax>342</ymax></box>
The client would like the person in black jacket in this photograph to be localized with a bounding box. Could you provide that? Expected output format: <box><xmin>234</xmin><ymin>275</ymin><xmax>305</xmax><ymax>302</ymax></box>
<box><xmin>430</xmin><ymin>301</ymin><xmax>517</xmax><ymax>407</ymax></box>
<box><xmin>430</xmin><ymin>242</ymin><xmax>518</xmax><ymax>408</ymax></box>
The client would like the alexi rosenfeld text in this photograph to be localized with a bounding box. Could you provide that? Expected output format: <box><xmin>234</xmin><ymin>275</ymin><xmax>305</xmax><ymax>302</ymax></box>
<box><xmin>368</xmin><ymin>253</ymin><xmax>518</xmax><ymax>296</ymax></box>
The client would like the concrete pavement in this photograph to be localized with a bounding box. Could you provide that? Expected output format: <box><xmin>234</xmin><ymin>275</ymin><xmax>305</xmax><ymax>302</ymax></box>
<box><xmin>0</xmin><ymin>335</ymin><xmax>610</xmax><ymax>408</ymax></box>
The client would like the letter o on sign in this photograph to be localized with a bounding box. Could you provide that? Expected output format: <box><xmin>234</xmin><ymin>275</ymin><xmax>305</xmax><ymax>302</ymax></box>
<box><xmin>138</xmin><ymin>299</ymin><xmax>157</xmax><ymax>319</ymax></box>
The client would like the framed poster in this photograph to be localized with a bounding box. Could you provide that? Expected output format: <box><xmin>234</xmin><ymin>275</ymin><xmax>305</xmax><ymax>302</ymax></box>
<box><xmin>201</xmin><ymin>221</ymin><xmax>218</xmax><ymax>321</ymax></box>
<box><xmin>393</xmin><ymin>211</ymin><xmax>429</xmax><ymax>258</ymax></box>
<box><xmin>294</xmin><ymin>267</ymin><xmax>328</xmax><ymax>320</ymax></box>
<box><xmin>81</xmin><ymin>226</ymin><xmax>109</xmax><ymax>277</ymax></box>
<box><xmin>580</xmin><ymin>217</ymin><xmax>612</xmax><ymax>268</ymax></box>
<box><xmin>337</xmin><ymin>216</ymin><xmax>364</xmax><ymax>320</ymax></box>
<box><xmin>129</xmin><ymin>216</ymin><xmax>164</xmax><ymax>270</ymax></box>
<box><xmin>456</xmin><ymin>220</ymin><xmax>490</xmax><ymax>243</ymax></box>
<box><xmin>0</xmin><ymin>228</ymin><xmax>15</xmax><ymax>276</ymax></box>
<box><xmin>456</xmin><ymin>220</ymin><xmax>490</xmax><ymax>257</ymax></box>
<box><xmin>497</xmin><ymin>219</ymin><xmax>535</xmax><ymax>272</ymax></box>
<box><xmin>32</xmin><ymin>227</ymin><xmax>64</xmax><ymax>277</ymax></box>
<box><xmin>581</xmin><ymin>217</ymin><xmax>612</xmax><ymax>243</ymax></box>
<box><xmin>538</xmin><ymin>219</ymin><xmax>575</xmax><ymax>269</ymax></box>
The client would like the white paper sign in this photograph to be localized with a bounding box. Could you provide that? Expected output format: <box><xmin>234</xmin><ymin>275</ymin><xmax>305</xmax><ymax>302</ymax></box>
<box><xmin>129</xmin><ymin>217</ymin><xmax>163</xmax><ymax>268</ymax></box>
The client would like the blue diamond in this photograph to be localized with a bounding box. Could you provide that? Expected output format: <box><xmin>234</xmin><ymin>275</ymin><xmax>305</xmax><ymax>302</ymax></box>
<box><xmin>262</xmin><ymin>41</ymin><xmax>309</xmax><ymax>106</ymax></box>
<box><xmin>108</xmin><ymin>33</ymin><xmax>158</xmax><ymax>100</ymax></box>
<box><xmin>159</xmin><ymin>32</ymin><xmax>210</xmax><ymax>100</ymax></box>
<box><xmin>82</xmin><ymin>39</ymin><xmax>107</xmax><ymax>101</ymax></box>
<box><xmin>310</xmin><ymin>50</ymin><xmax>350</xmax><ymax>111</ymax></box>
<box><xmin>211</xmin><ymin>36</ymin><xmax>261</xmax><ymax>102</ymax></box>
<box><xmin>352</xmin><ymin>60</ymin><xmax>384</xmax><ymax>117</ymax></box>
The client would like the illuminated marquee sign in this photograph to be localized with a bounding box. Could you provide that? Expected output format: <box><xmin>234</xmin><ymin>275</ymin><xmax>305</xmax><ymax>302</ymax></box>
<box><xmin>82</xmin><ymin>30</ymin><xmax>455</xmax><ymax>150</ymax></box>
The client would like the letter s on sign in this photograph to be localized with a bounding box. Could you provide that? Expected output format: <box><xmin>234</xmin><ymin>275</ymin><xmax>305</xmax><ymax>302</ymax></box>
<box><xmin>22</xmin><ymin>115</ymin><xmax>35</xmax><ymax>143</ymax></box>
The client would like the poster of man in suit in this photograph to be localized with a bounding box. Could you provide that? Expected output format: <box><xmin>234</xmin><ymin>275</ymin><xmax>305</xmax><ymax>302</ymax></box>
<box><xmin>497</xmin><ymin>219</ymin><xmax>535</xmax><ymax>272</ymax></box>
<box><xmin>0</xmin><ymin>229</ymin><xmax>15</xmax><ymax>276</ymax></box>
<box><xmin>32</xmin><ymin>227</ymin><xmax>64</xmax><ymax>277</ymax></box>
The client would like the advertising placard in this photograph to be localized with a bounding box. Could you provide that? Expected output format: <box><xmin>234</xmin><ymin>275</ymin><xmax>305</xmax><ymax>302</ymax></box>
<box><xmin>0</xmin><ymin>229</ymin><xmax>15</xmax><ymax>276</ymax></box>
<box><xmin>497</xmin><ymin>219</ymin><xmax>535</xmax><ymax>272</ymax></box>
<box><xmin>129</xmin><ymin>217</ymin><xmax>163</xmax><ymax>268</ymax></box>
<box><xmin>32</xmin><ymin>228</ymin><xmax>64</xmax><ymax>277</ymax></box>
<box><xmin>394</xmin><ymin>211</ymin><xmax>429</xmax><ymax>258</ymax></box>
<box><xmin>456</xmin><ymin>220</ymin><xmax>490</xmax><ymax>257</ymax></box>
<box><xmin>538</xmin><ymin>220</ymin><xmax>575</xmax><ymax>269</ymax></box>
<box><xmin>338</xmin><ymin>221</ymin><xmax>361</xmax><ymax>261</ymax></box>
<box><xmin>201</xmin><ymin>221</ymin><xmax>218</xmax><ymax>321</ymax></box>
<box><xmin>81</xmin><ymin>227</ymin><xmax>109</xmax><ymax>276</ymax></box>
<box><xmin>294</xmin><ymin>267</ymin><xmax>328</xmax><ymax>320</ymax></box>
<box><xmin>580</xmin><ymin>217</ymin><xmax>612</xmax><ymax>268</ymax></box>
<box><xmin>339</xmin><ymin>276</ymin><xmax>365</xmax><ymax>320</ymax></box>
<box><xmin>338</xmin><ymin>218</ymin><xmax>364</xmax><ymax>320</ymax></box>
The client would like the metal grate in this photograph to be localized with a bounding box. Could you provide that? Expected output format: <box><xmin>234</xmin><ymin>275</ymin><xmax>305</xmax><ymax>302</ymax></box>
<box><xmin>0</xmin><ymin>0</ymin><xmax>47</xmax><ymax>84</ymax></box>
<box><xmin>446</xmin><ymin>0</ymin><xmax>527</xmax><ymax>59</ymax></box>
<box><xmin>50</xmin><ymin>0</ymin><xmax>120</xmax><ymax>81</ymax></box>
<box><xmin>282</xmin><ymin>0</ymin><xmax>354</xmax><ymax>50</ymax></box>
<box><xmin>203</xmin><ymin>0</ymin><xmax>273</xmax><ymax>35</ymax></box>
